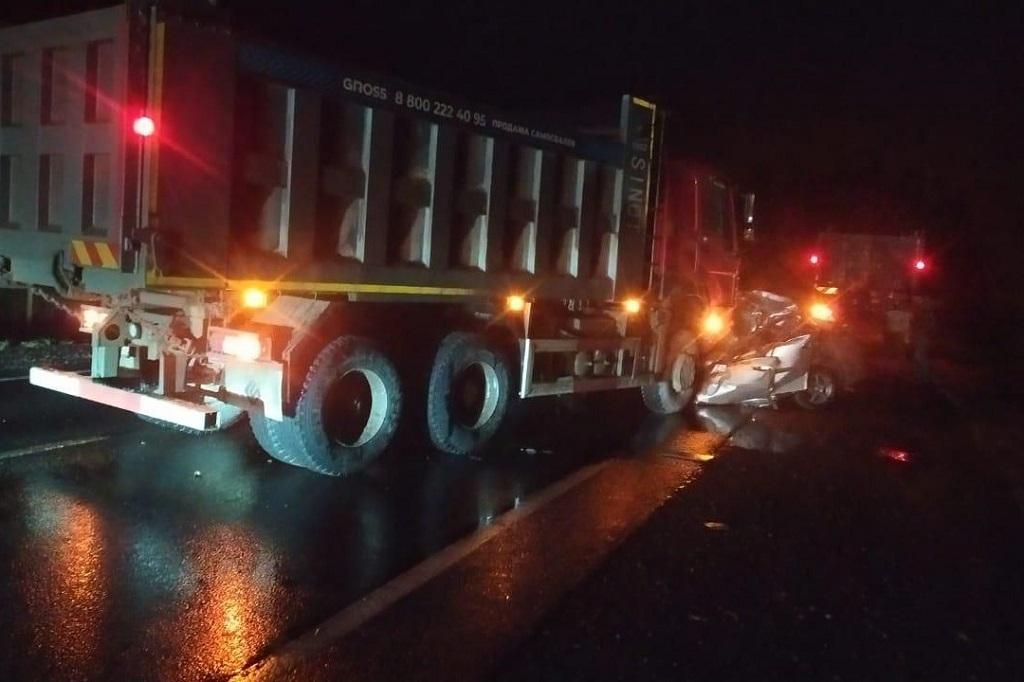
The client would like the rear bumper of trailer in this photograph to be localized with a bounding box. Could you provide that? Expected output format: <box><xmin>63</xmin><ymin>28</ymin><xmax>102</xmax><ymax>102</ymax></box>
<box><xmin>29</xmin><ymin>367</ymin><xmax>221</xmax><ymax>431</ymax></box>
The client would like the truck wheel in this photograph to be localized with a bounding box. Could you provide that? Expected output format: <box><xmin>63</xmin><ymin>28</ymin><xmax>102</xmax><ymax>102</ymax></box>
<box><xmin>248</xmin><ymin>411</ymin><xmax>316</xmax><ymax>469</ymax></box>
<box><xmin>427</xmin><ymin>332</ymin><xmax>510</xmax><ymax>455</ymax></box>
<box><xmin>793</xmin><ymin>365</ymin><xmax>838</xmax><ymax>410</ymax></box>
<box><xmin>293</xmin><ymin>337</ymin><xmax>402</xmax><ymax>476</ymax></box>
<box><xmin>641</xmin><ymin>330</ymin><xmax>698</xmax><ymax>415</ymax></box>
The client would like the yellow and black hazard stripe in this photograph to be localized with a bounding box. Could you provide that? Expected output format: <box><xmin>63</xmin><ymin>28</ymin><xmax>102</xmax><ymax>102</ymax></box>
<box><xmin>70</xmin><ymin>239</ymin><xmax>119</xmax><ymax>269</ymax></box>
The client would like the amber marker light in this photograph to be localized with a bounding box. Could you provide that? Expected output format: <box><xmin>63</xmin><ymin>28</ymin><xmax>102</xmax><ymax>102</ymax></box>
<box><xmin>241</xmin><ymin>287</ymin><xmax>269</xmax><ymax>309</ymax></box>
<box><xmin>623</xmin><ymin>298</ymin><xmax>642</xmax><ymax>315</ymax></box>
<box><xmin>808</xmin><ymin>301</ymin><xmax>836</xmax><ymax>323</ymax></box>
<box><xmin>702</xmin><ymin>310</ymin><xmax>726</xmax><ymax>335</ymax></box>
<box><xmin>506</xmin><ymin>294</ymin><xmax>526</xmax><ymax>312</ymax></box>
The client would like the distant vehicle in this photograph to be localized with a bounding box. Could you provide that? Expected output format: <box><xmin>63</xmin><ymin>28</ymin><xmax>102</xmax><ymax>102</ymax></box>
<box><xmin>806</xmin><ymin>232</ymin><xmax>928</xmax><ymax>344</ymax></box>
<box><xmin>0</xmin><ymin>3</ymin><xmax>752</xmax><ymax>475</ymax></box>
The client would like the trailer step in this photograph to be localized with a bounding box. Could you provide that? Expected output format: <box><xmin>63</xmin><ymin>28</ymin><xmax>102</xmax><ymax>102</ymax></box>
<box><xmin>29</xmin><ymin>368</ymin><xmax>219</xmax><ymax>431</ymax></box>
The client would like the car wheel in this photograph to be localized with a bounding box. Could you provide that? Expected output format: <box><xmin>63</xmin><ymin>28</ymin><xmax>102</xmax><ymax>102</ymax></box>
<box><xmin>793</xmin><ymin>365</ymin><xmax>838</xmax><ymax>410</ymax></box>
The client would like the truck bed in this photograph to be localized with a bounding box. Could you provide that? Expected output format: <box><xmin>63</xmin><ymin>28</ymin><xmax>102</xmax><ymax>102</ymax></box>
<box><xmin>0</xmin><ymin>5</ymin><xmax>656</xmax><ymax>302</ymax></box>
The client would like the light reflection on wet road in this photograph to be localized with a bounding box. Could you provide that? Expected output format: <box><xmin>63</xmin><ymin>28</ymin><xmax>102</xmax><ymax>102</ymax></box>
<box><xmin>0</xmin><ymin>381</ymin><xmax>764</xmax><ymax>680</ymax></box>
<box><xmin>15</xmin><ymin>487</ymin><xmax>109</xmax><ymax>680</ymax></box>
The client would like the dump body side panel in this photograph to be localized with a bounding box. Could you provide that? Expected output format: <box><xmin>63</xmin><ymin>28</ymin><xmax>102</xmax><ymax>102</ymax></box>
<box><xmin>146</xmin><ymin>32</ymin><xmax>648</xmax><ymax>301</ymax></box>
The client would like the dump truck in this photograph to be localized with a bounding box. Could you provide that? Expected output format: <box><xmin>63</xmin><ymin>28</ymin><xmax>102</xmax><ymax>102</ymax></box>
<box><xmin>0</xmin><ymin>3</ymin><xmax>752</xmax><ymax>475</ymax></box>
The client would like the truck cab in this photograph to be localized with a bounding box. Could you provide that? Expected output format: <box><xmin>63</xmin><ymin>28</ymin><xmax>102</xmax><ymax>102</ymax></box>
<box><xmin>655</xmin><ymin>161</ymin><xmax>749</xmax><ymax>309</ymax></box>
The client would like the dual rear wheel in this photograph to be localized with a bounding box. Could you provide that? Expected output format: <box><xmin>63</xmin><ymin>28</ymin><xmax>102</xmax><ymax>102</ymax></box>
<box><xmin>426</xmin><ymin>332</ymin><xmax>511</xmax><ymax>456</ymax></box>
<box><xmin>250</xmin><ymin>337</ymin><xmax>403</xmax><ymax>476</ymax></box>
<box><xmin>252</xmin><ymin>332</ymin><xmax>512</xmax><ymax>476</ymax></box>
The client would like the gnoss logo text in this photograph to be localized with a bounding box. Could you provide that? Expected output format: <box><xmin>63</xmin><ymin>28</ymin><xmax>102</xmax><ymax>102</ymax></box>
<box><xmin>342</xmin><ymin>77</ymin><xmax>389</xmax><ymax>101</ymax></box>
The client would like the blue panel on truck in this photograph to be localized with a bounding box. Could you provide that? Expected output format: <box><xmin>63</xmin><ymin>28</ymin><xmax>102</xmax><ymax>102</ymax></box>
<box><xmin>236</xmin><ymin>43</ymin><xmax>623</xmax><ymax>166</ymax></box>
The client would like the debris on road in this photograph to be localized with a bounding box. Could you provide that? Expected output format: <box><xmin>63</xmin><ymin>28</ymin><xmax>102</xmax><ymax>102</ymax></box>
<box><xmin>0</xmin><ymin>339</ymin><xmax>90</xmax><ymax>375</ymax></box>
<box><xmin>878</xmin><ymin>446</ymin><xmax>912</xmax><ymax>464</ymax></box>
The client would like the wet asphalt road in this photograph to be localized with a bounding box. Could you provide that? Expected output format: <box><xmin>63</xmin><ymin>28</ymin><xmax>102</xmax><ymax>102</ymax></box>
<box><xmin>500</xmin><ymin>381</ymin><xmax>1024</xmax><ymax>681</ymax></box>
<box><xmin>1</xmin><ymin>368</ymin><xmax>1022</xmax><ymax>681</ymax></box>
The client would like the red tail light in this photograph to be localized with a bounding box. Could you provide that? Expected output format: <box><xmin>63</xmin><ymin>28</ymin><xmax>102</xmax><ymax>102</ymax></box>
<box><xmin>808</xmin><ymin>253</ymin><xmax>821</xmax><ymax>266</ymax></box>
<box><xmin>913</xmin><ymin>258</ymin><xmax>927</xmax><ymax>272</ymax></box>
<box><xmin>132</xmin><ymin>115</ymin><xmax>155</xmax><ymax>137</ymax></box>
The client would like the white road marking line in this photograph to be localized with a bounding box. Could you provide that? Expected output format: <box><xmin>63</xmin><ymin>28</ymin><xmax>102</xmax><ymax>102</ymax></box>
<box><xmin>0</xmin><ymin>435</ymin><xmax>109</xmax><ymax>462</ymax></box>
<box><xmin>234</xmin><ymin>459</ymin><xmax>616</xmax><ymax>679</ymax></box>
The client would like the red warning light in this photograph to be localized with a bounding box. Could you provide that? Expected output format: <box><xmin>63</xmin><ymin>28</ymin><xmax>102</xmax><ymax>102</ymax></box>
<box><xmin>132</xmin><ymin>115</ymin><xmax>155</xmax><ymax>137</ymax></box>
<box><xmin>809</xmin><ymin>253</ymin><xmax>821</xmax><ymax>266</ymax></box>
<box><xmin>913</xmin><ymin>259</ymin><xmax>927</xmax><ymax>272</ymax></box>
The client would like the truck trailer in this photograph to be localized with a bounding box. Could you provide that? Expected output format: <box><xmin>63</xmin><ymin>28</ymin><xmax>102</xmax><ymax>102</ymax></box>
<box><xmin>0</xmin><ymin>3</ymin><xmax>752</xmax><ymax>475</ymax></box>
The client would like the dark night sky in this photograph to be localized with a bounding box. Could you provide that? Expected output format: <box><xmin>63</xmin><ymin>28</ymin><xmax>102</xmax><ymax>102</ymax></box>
<box><xmin>3</xmin><ymin>1</ymin><xmax>1022</xmax><ymax>314</ymax></box>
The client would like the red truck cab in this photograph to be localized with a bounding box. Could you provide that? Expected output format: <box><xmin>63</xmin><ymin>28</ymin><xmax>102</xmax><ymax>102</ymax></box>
<box><xmin>655</xmin><ymin>161</ymin><xmax>749</xmax><ymax>310</ymax></box>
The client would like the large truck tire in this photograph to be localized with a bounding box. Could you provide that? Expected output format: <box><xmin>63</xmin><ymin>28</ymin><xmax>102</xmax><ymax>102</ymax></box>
<box><xmin>641</xmin><ymin>330</ymin><xmax>699</xmax><ymax>415</ymax></box>
<box><xmin>426</xmin><ymin>332</ymin><xmax>511</xmax><ymax>455</ymax></box>
<box><xmin>248</xmin><ymin>411</ymin><xmax>317</xmax><ymax>469</ymax></box>
<box><xmin>291</xmin><ymin>336</ymin><xmax>403</xmax><ymax>476</ymax></box>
